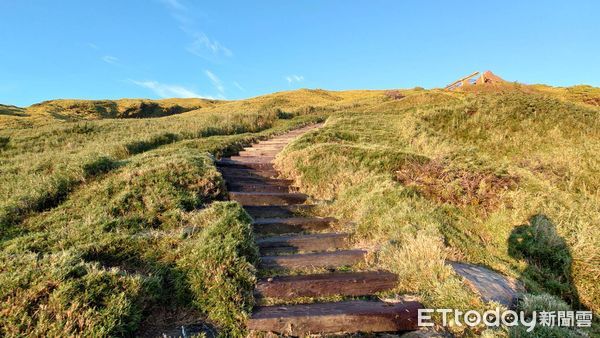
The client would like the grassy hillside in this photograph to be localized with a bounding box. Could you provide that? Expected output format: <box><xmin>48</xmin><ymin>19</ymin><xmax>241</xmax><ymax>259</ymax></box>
<box><xmin>276</xmin><ymin>85</ymin><xmax>599</xmax><ymax>335</ymax></box>
<box><xmin>0</xmin><ymin>84</ymin><xmax>598</xmax><ymax>336</ymax></box>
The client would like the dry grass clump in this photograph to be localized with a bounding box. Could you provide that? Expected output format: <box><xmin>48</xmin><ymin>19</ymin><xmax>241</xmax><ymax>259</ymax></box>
<box><xmin>396</xmin><ymin>159</ymin><xmax>518</xmax><ymax>212</ymax></box>
<box><xmin>384</xmin><ymin>90</ymin><xmax>405</xmax><ymax>100</ymax></box>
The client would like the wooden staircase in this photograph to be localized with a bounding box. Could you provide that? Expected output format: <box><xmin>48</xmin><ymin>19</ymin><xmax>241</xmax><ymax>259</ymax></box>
<box><xmin>216</xmin><ymin>124</ymin><xmax>422</xmax><ymax>336</ymax></box>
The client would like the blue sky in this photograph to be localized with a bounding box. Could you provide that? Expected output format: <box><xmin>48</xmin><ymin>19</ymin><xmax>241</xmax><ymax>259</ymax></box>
<box><xmin>1</xmin><ymin>0</ymin><xmax>598</xmax><ymax>106</ymax></box>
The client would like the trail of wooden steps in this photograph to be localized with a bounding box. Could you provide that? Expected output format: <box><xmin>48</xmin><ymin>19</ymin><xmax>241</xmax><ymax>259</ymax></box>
<box><xmin>215</xmin><ymin>123</ymin><xmax>422</xmax><ymax>335</ymax></box>
<box><xmin>255</xmin><ymin>271</ymin><xmax>398</xmax><ymax>299</ymax></box>
<box><xmin>248</xmin><ymin>300</ymin><xmax>422</xmax><ymax>335</ymax></box>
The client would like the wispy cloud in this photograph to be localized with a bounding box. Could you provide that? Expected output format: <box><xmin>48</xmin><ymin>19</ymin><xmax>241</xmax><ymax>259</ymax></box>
<box><xmin>205</xmin><ymin>70</ymin><xmax>225</xmax><ymax>96</ymax></box>
<box><xmin>87</xmin><ymin>42</ymin><xmax>99</xmax><ymax>50</ymax></box>
<box><xmin>157</xmin><ymin>0</ymin><xmax>232</xmax><ymax>61</ymax></box>
<box><xmin>185</xmin><ymin>30</ymin><xmax>233</xmax><ymax>60</ymax></box>
<box><xmin>286</xmin><ymin>75</ymin><xmax>304</xmax><ymax>84</ymax></box>
<box><xmin>102</xmin><ymin>55</ymin><xmax>119</xmax><ymax>65</ymax></box>
<box><xmin>233</xmin><ymin>81</ymin><xmax>245</xmax><ymax>91</ymax></box>
<box><xmin>130</xmin><ymin>80</ymin><xmax>210</xmax><ymax>99</ymax></box>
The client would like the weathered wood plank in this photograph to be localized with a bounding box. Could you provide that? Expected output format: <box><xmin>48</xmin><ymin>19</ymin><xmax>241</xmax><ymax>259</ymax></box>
<box><xmin>229</xmin><ymin>156</ymin><xmax>275</xmax><ymax>163</ymax></box>
<box><xmin>229</xmin><ymin>192</ymin><xmax>308</xmax><ymax>206</ymax></box>
<box><xmin>238</xmin><ymin>151</ymin><xmax>280</xmax><ymax>157</ymax></box>
<box><xmin>216</xmin><ymin>159</ymin><xmax>275</xmax><ymax>170</ymax></box>
<box><xmin>253</xmin><ymin>217</ymin><xmax>334</xmax><ymax>234</ymax></box>
<box><xmin>243</xmin><ymin>205</ymin><xmax>314</xmax><ymax>218</ymax></box>
<box><xmin>227</xmin><ymin>182</ymin><xmax>290</xmax><ymax>193</ymax></box>
<box><xmin>219</xmin><ymin>167</ymin><xmax>280</xmax><ymax>179</ymax></box>
<box><xmin>256</xmin><ymin>233</ymin><xmax>349</xmax><ymax>254</ymax></box>
<box><xmin>259</xmin><ymin>249</ymin><xmax>366</xmax><ymax>270</ymax></box>
<box><xmin>248</xmin><ymin>300</ymin><xmax>423</xmax><ymax>334</ymax></box>
<box><xmin>255</xmin><ymin>271</ymin><xmax>398</xmax><ymax>299</ymax></box>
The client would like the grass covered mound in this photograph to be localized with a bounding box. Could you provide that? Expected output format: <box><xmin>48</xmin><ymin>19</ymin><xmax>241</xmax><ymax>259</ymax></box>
<box><xmin>0</xmin><ymin>147</ymin><xmax>257</xmax><ymax>336</ymax></box>
<box><xmin>25</xmin><ymin>98</ymin><xmax>220</xmax><ymax>120</ymax></box>
<box><xmin>275</xmin><ymin>86</ymin><xmax>599</xmax><ymax>334</ymax></box>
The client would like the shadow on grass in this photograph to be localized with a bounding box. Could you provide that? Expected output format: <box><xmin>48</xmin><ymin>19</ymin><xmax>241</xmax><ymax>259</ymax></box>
<box><xmin>508</xmin><ymin>214</ymin><xmax>583</xmax><ymax>309</ymax></box>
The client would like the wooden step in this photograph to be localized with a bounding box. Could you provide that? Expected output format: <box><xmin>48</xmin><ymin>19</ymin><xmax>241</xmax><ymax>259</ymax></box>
<box><xmin>219</xmin><ymin>167</ymin><xmax>280</xmax><ymax>179</ymax></box>
<box><xmin>256</xmin><ymin>233</ymin><xmax>350</xmax><ymax>254</ymax></box>
<box><xmin>248</xmin><ymin>300</ymin><xmax>422</xmax><ymax>335</ymax></box>
<box><xmin>229</xmin><ymin>156</ymin><xmax>275</xmax><ymax>163</ymax></box>
<box><xmin>226</xmin><ymin>177</ymin><xmax>291</xmax><ymax>188</ymax></box>
<box><xmin>244</xmin><ymin>205</ymin><xmax>314</xmax><ymax>218</ymax></box>
<box><xmin>229</xmin><ymin>192</ymin><xmax>308</xmax><ymax>206</ymax></box>
<box><xmin>253</xmin><ymin>217</ymin><xmax>335</xmax><ymax>234</ymax></box>
<box><xmin>242</xmin><ymin>146</ymin><xmax>283</xmax><ymax>152</ymax></box>
<box><xmin>227</xmin><ymin>182</ymin><xmax>290</xmax><ymax>193</ymax></box>
<box><xmin>260</xmin><ymin>249</ymin><xmax>366</xmax><ymax>270</ymax></box>
<box><xmin>255</xmin><ymin>271</ymin><xmax>398</xmax><ymax>299</ymax></box>
<box><xmin>216</xmin><ymin>159</ymin><xmax>274</xmax><ymax>170</ymax></box>
<box><xmin>238</xmin><ymin>151</ymin><xmax>280</xmax><ymax>157</ymax></box>
<box><xmin>259</xmin><ymin>140</ymin><xmax>293</xmax><ymax>144</ymax></box>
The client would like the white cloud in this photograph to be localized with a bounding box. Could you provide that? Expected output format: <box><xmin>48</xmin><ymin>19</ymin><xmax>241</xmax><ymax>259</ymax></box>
<box><xmin>102</xmin><ymin>55</ymin><xmax>119</xmax><ymax>65</ymax></box>
<box><xmin>158</xmin><ymin>0</ymin><xmax>186</xmax><ymax>11</ymax></box>
<box><xmin>156</xmin><ymin>0</ymin><xmax>232</xmax><ymax>61</ymax></box>
<box><xmin>130</xmin><ymin>80</ymin><xmax>211</xmax><ymax>99</ymax></box>
<box><xmin>286</xmin><ymin>75</ymin><xmax>304</xmax><ymax>84</ymax></box>
<box><xmin>87</xmin><ymin>42</ymin><xmax>99</xmax><ymax>50</ymax></box>
<box><xmin>186</xmin><ymin>30</ymin><xmax>233</xmax><ymax>59</ymax></box>
<box><xmin>205</xmin><ymin>70</ymin><xmax>225</xmax><ymax>95</ymax></box>
<box><xmin>233</xmin><ymin>81</ymin><xmax>245</xmax><ymax>91</ymax></box>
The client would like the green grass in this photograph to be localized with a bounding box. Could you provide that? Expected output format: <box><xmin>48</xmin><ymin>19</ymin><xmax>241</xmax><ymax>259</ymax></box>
<box><xmin>0</xmin><ymin>85</ymin><xmax>598</xmax><ymax>336</ymax></box>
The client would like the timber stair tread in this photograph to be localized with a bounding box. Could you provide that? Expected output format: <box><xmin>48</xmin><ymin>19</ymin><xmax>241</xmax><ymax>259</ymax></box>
<box><xmin>256</xmin><ymin>233</ymin><xmax>350</xmax><ymax>253</ymax></box>
<box><xmin>255</xmin><ymin>271</ymin><xmax>398</xmax><ymax>299</ymax></box>
<box><xmin>216</xmin><ymin>159</ymin><xmax>274</xmax><ymax>170</ymax></box>
<box><xmin>229</xmin><ymin>191</ymin><xmax>308</xmax><ymax>206</ymax></box>
<box><xmin>228</xmin><ymin>155</ymin><xmax>276</xmax><ymax>162</ymax></box>
<box><xmin>252</xmin><ymin>217</ymin><xmax>335</xmax><ymax>234</ymax></box>
<box><xmin>248</xmin><ymin>300</ymin><xmax>423</xmax><ymax>335</ymax></box>
<box><xmin>259</xmin><ymin>249</ymin><xmax>366</xmax><ymax>270</ymax></box>
<box><xmin>227</xmin><ymin>182</ymin><xmax>290</xmax><ymax>193</ymax></box>
<box><xmin>244</xmin><ymin>205</ymin><xmax>315</xmax><ymax>218</ymax></box>
<box><xmin>219</xmin><ymin>168</ymin><xmax>282</xmax><ymax>180</ymax></box>
<box><xmin>238</xmin><ymin>151</ymin><xmax>280</xmax><ymax>157</ymax></box>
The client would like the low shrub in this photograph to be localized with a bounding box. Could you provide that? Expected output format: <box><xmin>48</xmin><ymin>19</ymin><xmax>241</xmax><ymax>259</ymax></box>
<box><xmin>385</xmin><ymin>90</ymin><xmax>405</xmax><ymax>100</ymax></box>
<box><xmin>0</xmin><ymin>136</ymin><xmax>9</xmax><ymax>150</ymax></box>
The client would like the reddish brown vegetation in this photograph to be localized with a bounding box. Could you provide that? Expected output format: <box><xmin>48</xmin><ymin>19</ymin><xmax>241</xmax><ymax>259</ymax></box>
<box><xmin>385</xmin><ymin>90</ymin><xmax>405</xmax><ymax>100</ymax></box>
<box><xmin>396</xmin><ymin>160</ymin><xmax>518</xmax><ymax>212</ymax></box>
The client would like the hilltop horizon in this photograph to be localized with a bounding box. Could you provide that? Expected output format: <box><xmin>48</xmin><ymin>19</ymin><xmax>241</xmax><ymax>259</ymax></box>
<box><xmin>2</xmin><ymin>80</ymin><xmax>600</xmax><ymax>109</ymax></box>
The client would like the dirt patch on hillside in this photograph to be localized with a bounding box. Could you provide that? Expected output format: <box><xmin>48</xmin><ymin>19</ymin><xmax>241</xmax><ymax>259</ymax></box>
<box><xmin>396</xmin><ymin>160</ymin><xmax>518</xmax><ymax>212</ymax></box>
